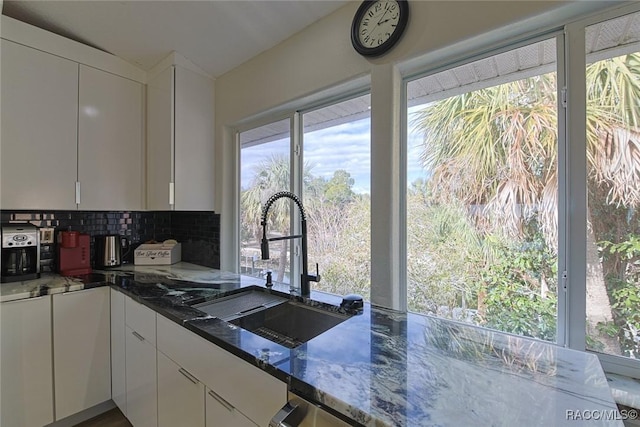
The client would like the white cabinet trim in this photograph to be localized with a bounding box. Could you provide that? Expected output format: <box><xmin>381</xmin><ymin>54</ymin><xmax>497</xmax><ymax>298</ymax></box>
<box><xmin>1</xmin><ymin>15</ymin><xmax>146</xmax><ymax>82</ymax></box>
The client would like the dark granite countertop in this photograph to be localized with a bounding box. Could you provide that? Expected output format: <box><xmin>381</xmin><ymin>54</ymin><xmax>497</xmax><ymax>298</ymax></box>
<box><xmin>1</xmin><ymin>262</ymin><xmax>622</xmax><ymax>426</ymax></box>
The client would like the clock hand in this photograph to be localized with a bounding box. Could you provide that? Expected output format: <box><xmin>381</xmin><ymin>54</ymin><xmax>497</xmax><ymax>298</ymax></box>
<box><xmin>379</xmin><ymin>13</ymin><xmax>399</xmax><ymax>26</ymax></box>
<box><xmin>376</xmin><ymin>8</ymin><xmax>389</xmax><ymax>26</ymax></box>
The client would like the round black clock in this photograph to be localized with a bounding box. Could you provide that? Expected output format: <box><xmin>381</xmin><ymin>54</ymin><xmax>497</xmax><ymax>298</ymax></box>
<box><xmin>351</xmin><ymin>0</ymin><xmax>409</xmax><ymax>57</ymax></box>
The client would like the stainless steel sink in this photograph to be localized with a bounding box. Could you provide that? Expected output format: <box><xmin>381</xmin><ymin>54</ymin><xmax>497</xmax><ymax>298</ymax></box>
<box><xmin>191</xmin><ymin>290</ymin><xmax>288</xmax><ymax>320</ymax></box>
<box><xmin>229</xmin><ymin>301</ymin><xmax>349</xmax><ymax>348</ymax></box>
<box><xmin>191</xmin><ymin>289</ymin><xmax>350</xmax><ymax>348</ymax></box>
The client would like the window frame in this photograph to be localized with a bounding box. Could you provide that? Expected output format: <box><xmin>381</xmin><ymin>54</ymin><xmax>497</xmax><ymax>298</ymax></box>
<box><xmin>567</xmin><ymin>3</ymin><xmax>640</xmax><ymax>378</ymax></box>
<box><xmin>235</xmin><ymin>89</ymin><xmax>372</xmax><ymax>292</ymax></box>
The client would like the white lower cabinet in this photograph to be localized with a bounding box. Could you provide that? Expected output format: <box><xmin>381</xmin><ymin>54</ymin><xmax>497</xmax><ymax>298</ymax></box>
<box><xmin>156</xmin><ymin>314</ymin><xmax>287</xmax><ymax>427</ymax></box>
<box><xmin>156</xmin><ymin>347</ymin><xmax>256</xmax><ymax>427</ymax></box>
<box><xmin>205</xmin><ymin>386</ymin><xmax>256</xmax><ymax>427</ymax></box>
<box><xmin>125</xmin><ymin>296</ymin><xmax>158</xmax><ymax>427</ymax></box>
<box><xmin>0</xmin><ymin>296</ymin><xmax>54</xmax><ymax>427</ymax></box>
<box><xmin>52</xmin><ymin>286</ymin><xmax>111</xmax><ymax>420</ymax></box>
<box><xmin>126</xmin><ymin>327</ymin><xmax>158</xmax><ymax>427</ymax></box>
<box><xmin>111</xmin><ymin>293</ymin><xmax>288</xmax><ymax>427</ymax></box>
<box><xmin>157</xmin><ymin>351</ymin><xmax>205</xmax><ymax>427</ymax></box>
<box><xmin>111</xmin><ymin>288</ymin><xmax>127</xmax><ymax>415</ymax></box>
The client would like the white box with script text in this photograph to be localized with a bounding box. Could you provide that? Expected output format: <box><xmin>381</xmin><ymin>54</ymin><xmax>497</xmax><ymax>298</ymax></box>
<box><xmin>134</xmin><ymin>243</ymin><xmax>182</xmax><ymax>265</ymax></box>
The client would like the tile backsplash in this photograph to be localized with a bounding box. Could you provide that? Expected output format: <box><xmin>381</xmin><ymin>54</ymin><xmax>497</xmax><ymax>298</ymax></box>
<box><xmin>0</xmin><ymin>210</ymin><xmax>220</xmax><ymax>268</ymax></box>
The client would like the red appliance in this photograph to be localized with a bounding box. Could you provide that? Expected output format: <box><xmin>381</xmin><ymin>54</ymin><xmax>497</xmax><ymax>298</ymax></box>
<box><xmin>58</xmin><ymin>231</ymin><xmax>92</xmax><ymax>276</ymax></box>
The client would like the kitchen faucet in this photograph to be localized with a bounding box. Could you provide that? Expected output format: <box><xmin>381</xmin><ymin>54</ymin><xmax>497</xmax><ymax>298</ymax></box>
<box><xmin>260</xmin><ymin>191</ymin><xmax>319</xmax><ymax>297</ymax></box>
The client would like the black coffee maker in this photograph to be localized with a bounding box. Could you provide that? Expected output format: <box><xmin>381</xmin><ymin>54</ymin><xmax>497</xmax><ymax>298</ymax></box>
<box><xmin>1</xmin><ymin>223</ymin><xmax>40</xmax><ymax>283</ymax></box>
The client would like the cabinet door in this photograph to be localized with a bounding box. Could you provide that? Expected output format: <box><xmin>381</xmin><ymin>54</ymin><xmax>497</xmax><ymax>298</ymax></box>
<box><xmin>1</xmin><ymin>40</ymin><xmax>78</xmax><ymax>210</ymax></box>
<box><xmin>174</xmin><ymin>66</ymin><xmax>215</xmax><ymax>210</ymax></box>
<box><xmin>156</xmin><ymin>314</ymin><xmax>286</xmax><ymax>426</ymax></box>
<box><xmin>111</xmin><ymin>288</ymin><xmax>127</xmax><ymax>415</ymax></box>
<box><xmin>0</xmin><ymin>296</ymin><xmax>54</xmax><ymax>427</ymax></box>
<box><xmin>157</xmin><ymin>351</ymin><xmax>205</xmax><ymax>427</ymax></box>
<box><xmin>78</xmin><ymin>64</ymin><xmax>143</xmax><ymax>210</ymax></box>
<box><xmin>52</xmin><ymin>287</ymin><xmax>111</xmax><ymax>420</ymax></box>
<box><xmin>146</xmin><ymin>66</ymin><xmax>174</xmax><ymax>210</ymax></box>
<box><xmin>125</xmin><ymin>294</ymin><xmax>156</xmax><ymax>346</ymax></box>
<box><xmin>205</xmin><ymin>387</ymin><xmax>256</xmax><ymax>427</ymax></box>
<box><xmin>126</xmin><ymin>325</ymin><xmax>158</xmax><ymax>427</ymax></box>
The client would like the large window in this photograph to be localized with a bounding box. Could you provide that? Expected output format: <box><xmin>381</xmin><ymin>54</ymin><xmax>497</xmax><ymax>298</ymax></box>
<box><xmin>406</xmin><ymin>38</ymin><xmax>560</xmax><ymax>342</ymax></box>
<box><xmin>584</xmin><ymin>12</ymin><xmax>640</xmax><ymax>362</ymax></box>
<box><xmin>404</xmin><ymin>8</ymin><xmax>640</xmax><ymax>373</ymax></box>
<box><xmin>239</xmin><ymin>118</ymin><xmax>292</xmax><ymax>281</ymax></box>
<box><xmin>239</xmin><ymin>94</ymin><xmax>371</xmax><ymax>298</ymax></box>
<box><xmin>238</xmin><ymin>4</ymin><xmax>640</xmax><ymax>376</ymax></box>
<box><xmin>302</xmin><ymin>95</ymin><xmax>372</xmax><ymax>298</ymax></box>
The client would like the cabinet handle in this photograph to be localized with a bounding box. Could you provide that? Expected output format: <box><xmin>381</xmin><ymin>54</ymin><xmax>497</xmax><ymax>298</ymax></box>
<box><xmin>131</xmin><ymin>331</ymin><xmax>145</xmax><ymax>341</ymax></box>
<box><xmin>61</xmin><ymin>287</ymin><xmax>98</xmax><ymax>295</ymax></box>
<box><xmin>208</xmin><ymin>389</ymin><xmax>234</xmax><ymax>412</ymax></box>
<box><xmin>75</xmin><ymin>181</ymin><xmax>81</xmax><ymax>204</ymax></box>
<box><xmin>2</xmin><ymin>295</ymin><xmax>47</xmax><ymax>304</ymax></box>
<box><xmin>178</xmin><ymin>368</ymin><xmax>199</xmax><ymax>385</ymax></box>
<box><xmin>169</xmin><ymin>182</ymin><xmax>175</xmax><ymax>205</ymax></box>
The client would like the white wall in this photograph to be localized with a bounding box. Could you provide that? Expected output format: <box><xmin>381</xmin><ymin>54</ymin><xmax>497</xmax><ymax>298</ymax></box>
<box><xmin>214</xmin><ymin>0</ymin><xmax>624</xmax><ymax>309</ymax></box>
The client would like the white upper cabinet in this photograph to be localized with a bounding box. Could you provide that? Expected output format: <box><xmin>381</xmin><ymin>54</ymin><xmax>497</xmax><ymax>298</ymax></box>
<box><xmin>1</xmin><ymin>40</ymin><xmax>79</xmax><ymax>210</ymax></box>
<box><xmin>147</xmin><ymin>55</ymin><xmax>215</xmax><ymax>211</ymax></box>
<box><xmin>174</xmin><ymin>66</ymin><xmax>215</xmax><ymax>210</ymax></box>
<box><xmin>147</xmin><ymin>66</ymin><xmax>174</xmax><ymax>210</ymax></box>
<box><xmin>1</xmin><ymin>17</ymin><xmax>146</xmax><ymax>211</ymax></box>
<box><xmin>78</xmin><ymin>65</ymin><xmax>144</xmax><ymax>211</ymax></box>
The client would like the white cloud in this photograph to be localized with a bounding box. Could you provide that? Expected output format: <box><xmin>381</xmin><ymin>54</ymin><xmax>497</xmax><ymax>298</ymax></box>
<box><xmin>240</xmin><ymin>116</ymin><xmax>429</xmax><ymax>193</ymax></box>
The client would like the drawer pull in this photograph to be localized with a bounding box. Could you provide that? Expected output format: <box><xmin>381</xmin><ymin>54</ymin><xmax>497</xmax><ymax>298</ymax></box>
<box><xmin>178</xmin><ymin>368</ymin><xmax>199</xmax><ymax>385</ymax></box>
<box><xmin>131</xmin><ymin>331</ymin><xmax>145</xmax><ymax>341</ymax></box>
<box><xmin>208</xmin><ymin>389</ymin><xmax>234</xmax><ymax>412</ymax></box>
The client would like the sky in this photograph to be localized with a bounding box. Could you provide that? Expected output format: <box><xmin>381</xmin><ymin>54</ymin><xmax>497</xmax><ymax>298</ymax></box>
<box><xmin>240</xmin><ymin>112</ymin><xmax>427</xmax><ymax>194</ymax></box>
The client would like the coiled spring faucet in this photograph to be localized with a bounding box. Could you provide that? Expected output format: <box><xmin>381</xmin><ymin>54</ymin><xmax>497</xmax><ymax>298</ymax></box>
<box><xmin>260</xmin><ymin>191</ymin><xmax>320</xmax><ymax>297</ymax></box>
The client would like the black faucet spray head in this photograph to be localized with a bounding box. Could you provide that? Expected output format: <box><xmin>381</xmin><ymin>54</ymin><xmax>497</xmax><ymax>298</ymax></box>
<box><xmin>260</xmin><ymin>237</ymin><xmax>270</xmax><ymax>260</ymax></box>
<box><xmin>260</xmin><ymin>217</ymin><xmax>270</xmax><ymax>260</ymax></box>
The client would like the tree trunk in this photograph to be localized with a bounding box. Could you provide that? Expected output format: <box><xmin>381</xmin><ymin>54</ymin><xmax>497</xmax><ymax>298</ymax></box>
<box><xmin>586</xmin><ymin>224</ymin><xmax>622</xmax><ymax>355</ymax></box>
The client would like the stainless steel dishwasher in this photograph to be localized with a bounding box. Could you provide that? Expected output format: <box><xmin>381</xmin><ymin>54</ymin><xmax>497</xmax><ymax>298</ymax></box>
<box><xmin>269</xmin><ymin>392</ymin><xmax>352</xmax><ymax>426</ymax></box>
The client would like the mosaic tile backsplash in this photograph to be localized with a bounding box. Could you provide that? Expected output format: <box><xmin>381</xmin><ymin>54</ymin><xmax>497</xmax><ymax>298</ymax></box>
<box><xmin>0</xmin><ymin>210</ymin><xmax>220</xmax><ymax>268</ymax></box>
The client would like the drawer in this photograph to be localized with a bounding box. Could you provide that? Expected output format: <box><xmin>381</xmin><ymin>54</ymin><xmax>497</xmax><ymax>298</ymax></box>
<box><xmin>125</xmin><ymin>295</ymin><xmax>156</xmax><ymax>345</ymax></box>
<box><xmin>156</xmin><ymin>314</ymin><xmax>286</xmax><ymax>426</ymax></box>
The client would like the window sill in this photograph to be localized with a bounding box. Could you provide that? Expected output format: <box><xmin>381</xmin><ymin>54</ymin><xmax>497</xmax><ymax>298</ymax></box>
<box><xmin>607</xmin><ymin>373</ymin><xmax>640</xmax><ymax>411</ymax></box>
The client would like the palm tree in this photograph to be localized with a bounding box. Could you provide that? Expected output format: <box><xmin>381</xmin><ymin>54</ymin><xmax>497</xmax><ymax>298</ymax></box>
<box><xmin>412</xmin><ymin>75</ymin><xmax>558</xmax><ymax>246</ymax></box>
<box><xmin>241</xmin><ymin>154</ymin><xmax>319</xmax><ymax>282</ymax></box>
<box><xmin>411</xmin><ymin>53</ymin><xmax>640</xmax><ymax>351</ymax></box>
<box><xmin>587</xmin><ymin>54</ymin><xmax>640</xmax><ymax>208</ymax></box>
<box><xmin>241</xmin><ymin>154</ymin><xmax>291</xmax><ymax>281</ymax></box>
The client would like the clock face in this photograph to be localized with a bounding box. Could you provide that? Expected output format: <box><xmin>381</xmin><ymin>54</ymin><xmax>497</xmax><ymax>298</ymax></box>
<box><xmin>357</xmin><ymin>0</ymin><xmax>401</xmax><ymax>49</ymax></box>
<box><xmin>351</xmin><ymin>0</ymin><xmax>409</xmax><ymax>57</ymax></box>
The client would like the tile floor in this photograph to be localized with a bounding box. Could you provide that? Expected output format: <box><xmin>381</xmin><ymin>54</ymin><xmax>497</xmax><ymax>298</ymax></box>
<box><xmin>74</xmin><ymin>408</ymin><xmax>131</xmax><ymax>427</ymax></box>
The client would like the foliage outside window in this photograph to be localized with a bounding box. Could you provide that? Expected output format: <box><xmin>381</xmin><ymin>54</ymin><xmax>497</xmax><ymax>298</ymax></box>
<box><xmin>585</xmin><ymin>50</ymin><xmax>640</xmax><ymax>359</ymax></box>
<box><xmin>406</xmin><ymin>31</ymin><xmax>640</xmax><ymax>360</ymax></box>
<box><xmin>407</xmin><ymin>50</ymin><xmax>559</xmax><ymax>342</ymax></box>
<box><xmin>239</xmin><ymin>95</ymin><xmax>372</xmax><ymax>299</ymax></box>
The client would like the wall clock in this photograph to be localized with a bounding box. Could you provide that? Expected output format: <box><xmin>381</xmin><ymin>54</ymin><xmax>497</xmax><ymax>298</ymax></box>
<box><xmin>351</xmin><ymin>0</ymin><xmax>409</xmax><ymax>57</ymax></box>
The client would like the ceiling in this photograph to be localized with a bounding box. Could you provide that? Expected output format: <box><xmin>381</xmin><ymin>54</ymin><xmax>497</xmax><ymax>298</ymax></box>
<box><xmin>2</xmin><ymin>0</ymin><xmax>349</xmax><ymax>77</ymax></box>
